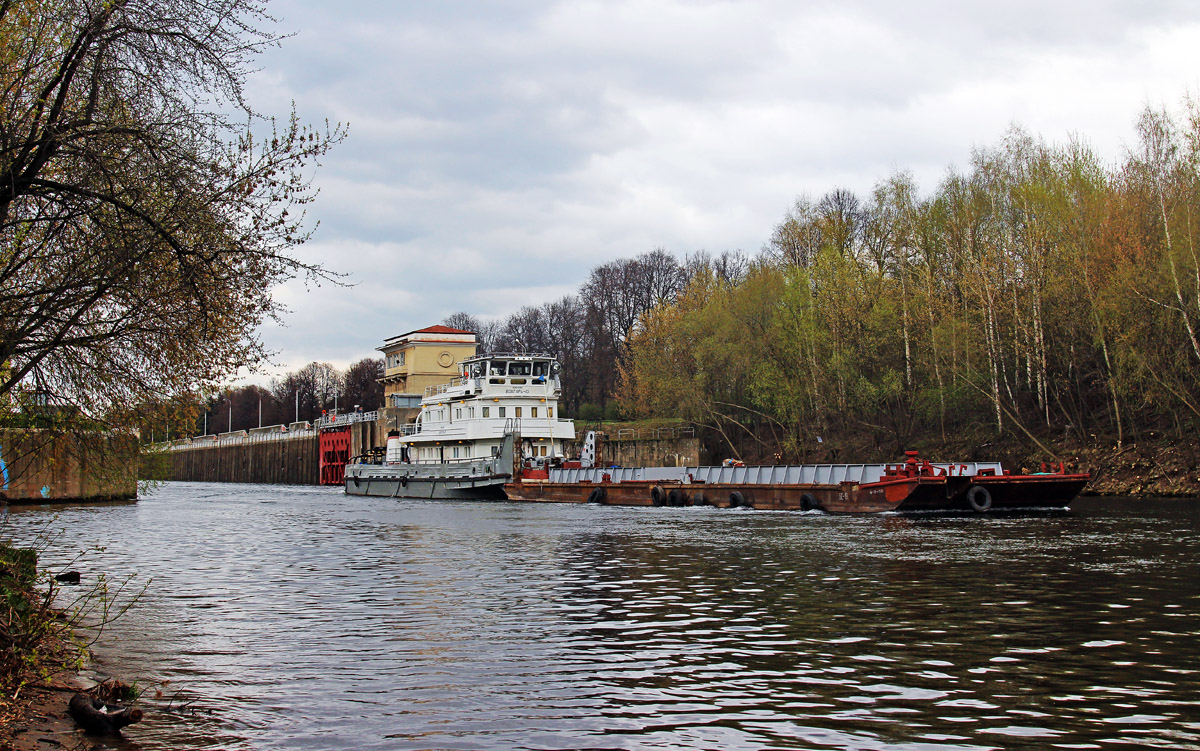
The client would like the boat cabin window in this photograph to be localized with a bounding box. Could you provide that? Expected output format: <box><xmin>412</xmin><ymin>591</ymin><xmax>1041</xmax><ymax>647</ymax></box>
<box><xmin>482</xmin><ymin>407</ymin><xmax>490</xmax><ymax>418</ymax></box>
<box><xmin>531</xmin><ymin>407</ymin><xmax>538</xmax><ymax>418</ymax></box>
<box><xmin>515</xmin><ymin>407</ymin><xmax>522</xmax><ymax>418</ymax></box>
<box><xmin>469</xmin><ymin>363</ymin><xmax>483</xmax><ymax>378</ymax></box>
<box><xmin>509</xmin><ymin>362</ymin><xmax>531</xmax><ymax>376</ymax></box>
<box><xmin>489</xmin><ymin>361</ymin><xmax>505</xmax><ymax>376</ymax></box>
<box><xmin>548</xmin><ymin>407</ymin><xmax>554</xmax><ymax>419</ymax></box>
<box><xmin>532</xmin><ymin>362</ymin><xmax>548</xmax><ymax>378</ymax></box>
<box><xmin>499</xmin><ymin>407</ymin><xmax>506</xmax><ymax>418</ymax></box>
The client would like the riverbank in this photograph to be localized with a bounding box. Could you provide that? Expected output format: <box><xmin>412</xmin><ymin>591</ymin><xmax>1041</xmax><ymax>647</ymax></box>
<box><xmin>0</xmin><ymin>546</ymin><xmax>112</xmax><ymax>751</ymax></box>
<box><xmin>1</xmin><ymin>674</ymin><xmax>93</xmax><ymax>751</ymax></box>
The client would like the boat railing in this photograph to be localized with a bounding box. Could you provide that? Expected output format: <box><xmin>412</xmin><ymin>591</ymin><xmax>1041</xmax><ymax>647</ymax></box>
<box><xmin>424</xmin><ymin>379</ymin><xmax>466</xmax><ymax>398</ymax></box>
<box><xmin>549</xmin><ymin>461</ymin><xmax>1007</xmax><ymax>486</ymax></box>
<box><xmin>423</xmin><ymin>376</ymin><xmax>561</xmax><ymax>398</ymax></box>
<box><xmin>406</xmin><ymin>454</ymin><xmax>495</xmax><ymax>467</ymax></box>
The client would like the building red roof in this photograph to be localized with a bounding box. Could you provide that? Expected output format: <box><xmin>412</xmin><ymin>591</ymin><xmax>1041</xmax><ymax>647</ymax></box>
<box><xmin>384</xmin><ymin>325</ymin><xmax>476</xmax><ymax>343</ymax></box>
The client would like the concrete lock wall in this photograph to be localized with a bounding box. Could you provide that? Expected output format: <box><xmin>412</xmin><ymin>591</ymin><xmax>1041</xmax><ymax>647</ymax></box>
<box><xmin>571</xmin><ymin>434</ymin><xmax>702</xmax><ymax>468</ymax></box>
<box><xmin>153</xmin><ymin>433</ymin><xmax>320</xmax><ymax>485</ymax></box>
<box><xmin>147</xmin><ymin>419</ymin><xmax>384</xmax><ymax>486</ymax></box>
<box><xmin>0</xmin><ymin>429</ymin><xmax>138</xmax><ymax>504</ymax></box>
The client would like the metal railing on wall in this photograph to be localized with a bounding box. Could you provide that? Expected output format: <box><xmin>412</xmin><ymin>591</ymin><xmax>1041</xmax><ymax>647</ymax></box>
<box><xmin>314</xmin><ymin>410</ymin><xmax>378</xmax><ymax>429</ymax></box>
<box><xmin>151</xmin><ymin>424</ymin><xmax>319</xmax><ymax>452</ymax></box>
<box><xmin>150</xmin><ymin>409</ymin><xmax>381</xmax><ymax>452</ymax></box>
<box><xmin>613</xmin><ymin>426</ymin><xmax>696</xmax><ymax>441</ymax></box>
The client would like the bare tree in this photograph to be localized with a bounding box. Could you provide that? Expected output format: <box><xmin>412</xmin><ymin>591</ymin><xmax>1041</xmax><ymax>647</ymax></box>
<box><xmin>764</xmin><ymin>195</ymin><xmax>823</xmax><ymax>267</ymax></box>
<box><xmin>687</xmin><ymin>250</ymin><xmax>750</xmax><ymax>285</ymax></box>
<box><xmin>343</xmin><ymin>358</ymin><xmax>384</xmax><ymax>411</ymax></box>
<box><xmin>0</xmin><ymin>0</ymin><xmax>343</xmax><ymax>429</ymax></box>
<box><xmin>817</xmin><ymin>188</ymin><xmax>864</xmax><ymax>258</ymax></box>
<box><xmin>441</xmin><ymin>312</ymin><xmax>481</xmax><ymax>334</ymax></box>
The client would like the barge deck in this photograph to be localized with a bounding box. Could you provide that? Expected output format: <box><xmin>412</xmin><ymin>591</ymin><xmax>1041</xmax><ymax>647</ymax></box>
<box><xmin>505</xmin><ymin>452</ymin><xmax>1089</xmax><ymax>513</ymax></box>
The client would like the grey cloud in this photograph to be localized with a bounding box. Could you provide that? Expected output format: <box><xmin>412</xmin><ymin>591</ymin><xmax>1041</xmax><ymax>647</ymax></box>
<box><xmin>234</xmin><ymin>0</ymin><xmax>1200</xmax><ymax>378</ymax></box>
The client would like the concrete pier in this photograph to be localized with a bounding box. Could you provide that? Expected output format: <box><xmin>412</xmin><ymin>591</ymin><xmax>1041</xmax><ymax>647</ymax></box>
<box><xmin>1</xmin><ymin>429</ymin><xmax>137</xmax><ymax>504</ymax></box>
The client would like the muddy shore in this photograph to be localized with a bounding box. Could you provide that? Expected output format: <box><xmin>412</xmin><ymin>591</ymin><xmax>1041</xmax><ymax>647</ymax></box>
<box><xmin>1</xmin><ymin>674</ymin><xmax>101</xmax><ymax>751</ymax></box>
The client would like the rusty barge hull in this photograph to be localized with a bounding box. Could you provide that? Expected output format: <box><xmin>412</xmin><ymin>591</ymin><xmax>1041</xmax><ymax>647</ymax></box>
<box><xmin>505</xmin><ymin>477</ymin><xmax>1088</xmax><ymax>512</ymax></box>
<box><xmin>504</xmin><ymin>454</ymin><xmax>1089</xmax><ymax>513</ymax></box>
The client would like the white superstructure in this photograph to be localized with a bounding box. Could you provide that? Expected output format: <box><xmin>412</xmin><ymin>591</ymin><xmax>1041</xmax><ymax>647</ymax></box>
<box><xmin>386</xmin><ymin>353</ymin><xmax>576</xmax><ymax>466</ymax></box>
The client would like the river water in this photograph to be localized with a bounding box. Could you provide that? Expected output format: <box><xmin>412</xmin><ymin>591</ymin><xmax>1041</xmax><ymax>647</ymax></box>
<box><xmin>4</xmin><ymin>483</ymin><xmax>1199</xmax><ymax>750</ymax></box>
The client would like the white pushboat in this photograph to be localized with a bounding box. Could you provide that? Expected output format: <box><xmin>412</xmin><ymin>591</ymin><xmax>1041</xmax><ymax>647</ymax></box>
<box><xmin>344</xmin><ymin>353</ymin><xmax>576</xmax><ymax>499</ymax></box>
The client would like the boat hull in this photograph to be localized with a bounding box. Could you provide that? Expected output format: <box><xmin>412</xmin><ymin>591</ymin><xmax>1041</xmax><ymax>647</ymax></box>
<box><xmin>505</xmin><ymin>472</ymin><xmax>1090</xmax><ymax>513</ymax></box>
<box><xmin>345</xmin><ymin>466</ymin><xmax>509</xmax><ymax>500</ymax></box>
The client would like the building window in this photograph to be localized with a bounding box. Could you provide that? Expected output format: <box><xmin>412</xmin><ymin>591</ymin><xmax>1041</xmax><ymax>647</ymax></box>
<box><xmin>482</xmin><ymin>407</ymin><xmax>490</xmax><ymax>418</ymax></box>
<box><xmin>515</xmin><ymin>407</ymin><xmax>522</xmax><ymax>418</ymax></box>
<box><xmin>531</xmin><ymin>407</ymin><xmax>538</xmax><ymax>418</ymax></box>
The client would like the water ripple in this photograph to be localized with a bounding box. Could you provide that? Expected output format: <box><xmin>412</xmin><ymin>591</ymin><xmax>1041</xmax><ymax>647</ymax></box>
<box><xmin>3</xmin><ymin>489</ymin><xmax>1199</xmax><ymax>750</ymax></box>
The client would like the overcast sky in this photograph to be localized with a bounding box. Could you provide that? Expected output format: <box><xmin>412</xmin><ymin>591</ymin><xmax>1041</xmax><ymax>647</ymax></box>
<box><xmin>241</xmin><ymin>0</ymin><xmax>1200</xmax><ymax>381</ymax></box>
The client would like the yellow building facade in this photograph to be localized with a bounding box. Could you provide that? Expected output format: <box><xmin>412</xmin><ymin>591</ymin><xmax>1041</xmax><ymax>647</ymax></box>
<box><xmin>378</xmin><ymin>325</ymin><xmax>478</xmax><ymax>409</ymax></box>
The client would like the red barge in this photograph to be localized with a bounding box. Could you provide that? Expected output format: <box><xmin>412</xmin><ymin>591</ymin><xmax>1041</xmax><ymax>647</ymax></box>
<box><xmin>505</xmin><ymin>451</ymin><xmax>1089</xmax><ymax>513</ymax></box>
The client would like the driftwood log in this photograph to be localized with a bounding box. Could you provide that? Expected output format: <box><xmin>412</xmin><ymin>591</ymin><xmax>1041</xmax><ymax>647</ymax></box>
<box><xmin>68</xmin><ymin>692</ymin><xmax>144</xmax><ymax>734</ymax></box>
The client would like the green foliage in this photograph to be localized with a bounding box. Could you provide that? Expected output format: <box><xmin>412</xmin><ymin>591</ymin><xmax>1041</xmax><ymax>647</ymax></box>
<box><xmin>576</xmin><ymin>403</ymin><xmax>603</xmax><ymax>421</ymax></box>
<box><xmin>621</xmin><ymin>96</ymin><xmax>1200</xmax><ymax>457</ymax></box>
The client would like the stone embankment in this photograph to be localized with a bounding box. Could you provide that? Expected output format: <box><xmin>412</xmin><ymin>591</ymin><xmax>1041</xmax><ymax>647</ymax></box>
<box><xmin>0</xmin><ymin>430</ymin><xmax>136</xmax><ymax>505</ymax></box>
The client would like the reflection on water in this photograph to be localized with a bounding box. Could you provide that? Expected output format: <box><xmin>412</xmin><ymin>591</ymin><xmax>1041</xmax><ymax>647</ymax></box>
<box><xmin>5</xmin><ymin>487</ymin><xmax>1200</xmax><ymax>750</ymax></box>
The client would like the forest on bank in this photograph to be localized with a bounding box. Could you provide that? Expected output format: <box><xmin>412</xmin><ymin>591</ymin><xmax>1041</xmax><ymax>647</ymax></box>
<box><xmin>447</xmin><ymin>100</ymin><xmax>1200</xmax><ymax>462</ymax></box>
<box><xmin>192</xmin><ymin>99</ymin><xmax>1200</xmax><ymax>465</ymax></box>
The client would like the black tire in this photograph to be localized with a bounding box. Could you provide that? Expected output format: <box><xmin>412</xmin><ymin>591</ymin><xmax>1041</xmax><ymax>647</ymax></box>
<box><xmin>587</xmin><ymin>487</ymin><xmax>606</xmax><ymax>504</ymax></box>
<box><xmin>651</xmin><ymin>485</ymin><xmax>666</xmax><ymax>506</ymax></box>
<box><xmin>967</xmin><ymin>485</ymin><xmax>993</xmax><ymax>512</ymax></box>
<box><xmin>729</xmin><ymin>490</ymin><xmax>745</xmax><ymax>508</ymax></box>
<box><xmin>692</xmin><ymin>492</ymin><xmax>708</xmax><ymax>506</ymax></box>
<box><xmin>800</xmin><ymin>493</ymin><xmax>817</xmax><ymax>511</ymax></box>
<box><xmin>667</xmin><ymin>489</ymin><xmax>686</xmax><ymax>507</ymax></box>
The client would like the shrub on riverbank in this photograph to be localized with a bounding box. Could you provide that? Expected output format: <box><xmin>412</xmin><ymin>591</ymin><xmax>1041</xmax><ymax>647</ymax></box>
<box><xmin>0</xmin><ymin>545</ymin><xmax>76</xmax><ymax>701</ymax></box>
